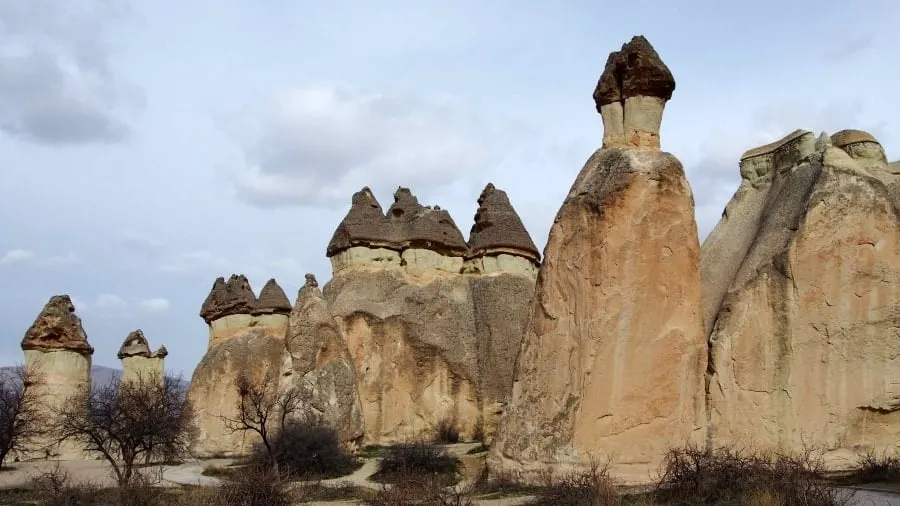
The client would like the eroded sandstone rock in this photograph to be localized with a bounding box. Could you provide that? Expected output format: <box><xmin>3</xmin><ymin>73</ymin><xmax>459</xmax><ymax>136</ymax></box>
<box><xmin>280</xmin><ymin>274</ymin><xmax>364</xmax><ymax>444</ymax></box>
<box><xmin>22</xmin><ymin>295</ymin><xmax>93</xmax><ymax>459</ymax></box>
<box><xmin>200</xmin><ymin>275</ymin><xmax>289</xmax><ymax>348</ymax></box>
<box><xmin>706</xmin><ymin>131</ymin><xmax>900</xmax><ymax>468</ymax></box>
<box><xmin>490</xmin><ymin>36</ymin><xmax>706</xmax><ymax>485</ymax></box>
<box><xmin>323</xmin><ymin>185</ymin><xmax>538</xmax><ymax>444</ymax></box>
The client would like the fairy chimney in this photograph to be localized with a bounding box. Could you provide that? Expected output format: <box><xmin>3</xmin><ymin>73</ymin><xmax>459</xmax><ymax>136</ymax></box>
<box><xmin>593</xmin><ymin>35</ymin><xmax>675</xmax><ymax>150</ymax></box>
<box><xmin>464</xmin><ymin>183</ymin><xmax>541</xmax><ymax>277</ymax></box>
<box><xmin>117</xmin><ymin>329</ymin><xmax>167</xmax><ymax>384</ymax></box>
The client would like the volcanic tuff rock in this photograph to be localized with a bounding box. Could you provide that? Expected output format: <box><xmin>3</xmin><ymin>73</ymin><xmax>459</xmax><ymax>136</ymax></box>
<box><xmin>118</xmin><ymin>330</ymin><xmax>167</xmax><ymax>384</ymax></box>
<box><xmin>490</xmin><ymin>35</ymin><xmax>706</xmax><ymax>485</ymax></box>
<box><xmin>322</xmin><ymin>184</ymin><xmax>538</xmax><ymax>443</ymax></box>
<box><xmin>704</xmin><ymin>129</ymin><xmax>900</xmax><ymax>466</ymax></box>
<box><xmin>199</xmin><ymin>275</ymin><xmax>258</xmax><ymax>323</ymax></box>
<box><xmin>21</xmin><ymin>295</ymin><xmax>94</xmax><ymax>459</ymax></box>
<box><xmin>593</xmin><ymin>35</ymin><xmax>676</xmax><ymax>150</ymax></box>
<box><xmin>254</xmin><ymin>278</ymin><xmax>292</xmax><ymax>315</ymax></box>
<box><xmin>467</xmin><ymin>183</ymin><xmax>540</xmax><ymax>262</ymax></box>
<box><xmin>189</xmin><ymin>274</ymin><xmax>291</xmax><ymax>457</ymax></box>
<box><xmin>117</xmin><ymin>329</ymin><xmax>167</xmax><ymax>359</ymax></box>
<box><xmin>22</xmin><ymin>295</ymin><xmax>94</xmax><ymax>356</ymax></box>
<box><xmin>280</xmin><ymin>274</ymin><xmax>364</xmax><ymax>444</ymax></box>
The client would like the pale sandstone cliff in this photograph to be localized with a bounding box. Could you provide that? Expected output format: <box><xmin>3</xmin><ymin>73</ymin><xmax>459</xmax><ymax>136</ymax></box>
<box><xmin>21</xmin><ymin>295</ymin><xmax>94</xmax><ymax>459</ymax></box>
<box><xmin>189</xmin><ymin>276</ymin><xmax>290</xmax><ymax>457</ymax></box>
<box><xmin>705</xmin><ymin>130</ymin><xmax>900</xmax><ymax>468</ymax></box>
<box><xmin>325</xmin><ymin>185</ymin><xmax>538</xmax><ymax>444</ymax></box>
<box><xmin>279</xmin><ymin>274</ymin><xmax>365</xmax><ymax>445</ymax></box>
<box><xmin>489</xmin><ymin>36</ymin><xmax>706</xmax><ymax>485</ymax></box>
<box><xmin>117</xmin><ymin>329</ymin><xmax>167</xmax><ymax>384</ymax></box>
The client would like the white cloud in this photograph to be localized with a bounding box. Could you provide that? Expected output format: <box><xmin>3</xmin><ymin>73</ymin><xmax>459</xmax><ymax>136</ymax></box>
<box><xmin>223</xmin><ymin>84</ymin><xmax>499</xmax><ymax>209</ymax></box>
<box><xmin>139</xmin><ymin>298</ymin><xmax>169</xmax><ymax>312</ymax></box>
<box><xmin>0</xmin><ymin>249</ymin><xmax>33</xmax><ymax>265</ymax></box>
<box><xmin>78</xmin><ymin>293</ymin><xmax>129</xmax><ymax>318</ymax></box>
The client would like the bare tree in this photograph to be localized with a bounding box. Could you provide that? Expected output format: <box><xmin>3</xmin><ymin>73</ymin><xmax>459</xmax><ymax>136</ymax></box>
<box><xmin>221</xmin><ymin>372</ymin><xmax>303</xmax><ymax>472</ymax></box>
<box><xmin>0</xmin><ymin>365</ymin><xmax>47</xmax><ymax>467</ymax></box>
<box><xmin>53</xmin><ymin>371</ymin><xmax>195</xmax><ymax>487</ymax></box>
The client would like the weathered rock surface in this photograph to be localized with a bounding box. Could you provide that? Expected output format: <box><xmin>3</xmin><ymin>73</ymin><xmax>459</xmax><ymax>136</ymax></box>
<box><xmin>280</xmin><ymin>274</ymin><xmax>365</xmax><ymax>444</ymax></box>
<box><xmin>254</xmin><ymin>278</ymin><xmax>292</xmax><ymax>315</ymax></box>
<box><xmin>490</xmin><ymin>36</ymin><xmax>706</xmax><ymax>485</ymax></box>
<box><xmin>323</xmin><ymin>185</ymin><xmax>538</xmax><ymax>444</ymax></box>
<box><xmin>22</xmin><ymin>295</ymin><xmax>94</xmax><ymax>356</ymax></box>
<box><xmin>199</xmin><ymin>275</ymin><xmax>257</xmax><ymax>324</ymax></box>
<box><xmin>189</xmin><ymin>275</ymin><xmax>290</xmax><ymax>457</ymax></box>
<box><xmin>706</xmin><ymin>130</ymin><xmax>900</xmax><ymax>467</ymax></box>
<box><xmin>22</xmin><ymin>295</ymin><xmax>93</xmax><ymax>459</ymax></box>
<box><xmin>118</xmin><ymin>330</ymin><xmax>166</xmax><ymax>383</ymax></box>
<box><xmin>188</xmin><ymin>326</ymin><xmax>284</xmax><ymax>457</ymax></box>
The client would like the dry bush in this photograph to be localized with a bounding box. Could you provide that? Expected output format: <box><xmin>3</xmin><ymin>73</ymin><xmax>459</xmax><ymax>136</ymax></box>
<box><xmin>528</xmin><ymin>458</ymin><xmax>619</xmax><ymax>506</ymax></box>
<box><xmin>53</xmin><ymin>372</ymin><xmax>194</xmax><ymax>488</ymax></box>
<box><xmin>29</xmin><ymin>463</ymin><xmax>165</xmax><ymax>506</ymax></box>
<box><xmin>852</xmin><ymin>450</ymin><xmax>900</xmax><ymax>484</ymax></box>
<box><xmin>468</xmin><ymin>465</ymin><xmax>542</xmax><ymax>498</ymax></box>
<box><xmin>213</xmin><ymin>464</ymin><xmax>293</xmax><ymax>506</ymax></box>
<box><xmin>654</xmin><ymin>444</ymin><xmax>850</xmax><ymax>506</ymax></box>
<box><xmin>365</xmin><ymin>473</ymin><xmax>473</xmax><ymax>506</ymax></box>
<box><xmin>0</xmin><ymin>365</ymin><xmax>48</xmax><ymax>467</ymax></box>
<box><xmin>374</xmin><ymin>441</ymin><xmax>461</xmax><ymax>485</ymax></box>
<box><xmin>248</xmin><ymin>419</ymin><xmax>358</xmax><ymax>479</ymax></box>
<box><xmin>434</xmin><ymin>418</ymin><xmax>460</xmax><ymax>444</ymax></box>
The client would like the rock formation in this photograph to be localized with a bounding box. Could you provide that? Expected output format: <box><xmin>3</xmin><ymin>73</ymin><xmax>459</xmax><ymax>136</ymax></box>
<box><xmin>490</xmin><ymin>35</ymin><xmax>706</xmax><ymax>484</ymax></box>
<box><xmin>704</xmin><ymin>128</ymin><xmax>900</xmax><ymax>467</ymax></box>
<box><xmin>279</xmin><ymin>274</ymin><xmax>365</xmax><ymax>445</ymax></box>
<box><xmin>21</xmin><ymin>295</ymin><xmax>94</xmax><ymax>459</ymax></box>
<box><xmin>199</xmin><ymin>275</ymin><xmax>290</xmax><ymax>349</ymax></box>
<box><xmin>325</xmin><ymin>184</ymin><xmax>538</xmax><ymax>443</ymax></box>
<box><xmin>117</xmin><ymin>329</ymin><xmax>167</xmax><ymax>384</ymax></box>
<box><xmin>189</xmin><ymin>276</ymin><xmax>290</xmax><ymax>457</ymax></box>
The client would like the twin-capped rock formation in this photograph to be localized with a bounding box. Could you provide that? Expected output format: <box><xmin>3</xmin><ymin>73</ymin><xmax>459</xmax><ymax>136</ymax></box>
<box><xmin>490</xmin><ymin>36</ymin><xmax>707</xmax><ymax>483</ymax></box>
<box><xmin>117</xmin><ymin>329</ymin><xmax>167</xmax><ymax>384</ymax></box>
<box><xmin>703</xmin><ymin>127</ymin><xmax>900</xmax><ymax>466</ymax></box>
<box><xmin>324</xmin><ymin>183</ymin><xmax>540</xmax><ymax>443</ymax></box>
<box><xmin>21</xmin><ymin>295</ymin><xmax>94</xmax><ymax>458</ymax></box>
<box><xmin>190</xmin><ymin>276</ymin><xmax>292</xmax><ymax>457</ymax></box>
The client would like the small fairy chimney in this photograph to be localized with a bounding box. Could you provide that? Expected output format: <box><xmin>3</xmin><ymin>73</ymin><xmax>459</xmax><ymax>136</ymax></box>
<box><xmin>117</xmin><ymin>329</ymin><xmax>167</xmax><ymax>384</ymax></box>
<box><xmin>592</xmin><ymin>35</ymin><xmax>675</xmax><ymax>150</ymax></box>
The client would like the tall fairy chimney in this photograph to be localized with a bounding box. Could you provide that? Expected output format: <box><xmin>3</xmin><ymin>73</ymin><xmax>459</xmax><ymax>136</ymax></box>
<box><xmin>118</xmin><ymin>329</ymin><xmax>167</xmax><ymax>384</ymax></box>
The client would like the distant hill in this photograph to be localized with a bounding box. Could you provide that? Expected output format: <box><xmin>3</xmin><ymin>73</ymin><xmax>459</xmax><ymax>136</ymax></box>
<box><xmin>1</xmin><ymin>365</ymin><xmax>189</xmax><ymax>390</ymax></box>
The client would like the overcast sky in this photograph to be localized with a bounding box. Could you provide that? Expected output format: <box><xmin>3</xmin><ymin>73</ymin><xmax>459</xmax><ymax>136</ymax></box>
<box><xmin>2</xmin><ymin>0</ymin><xmax>898</xmax><ymax>377</ymax></box>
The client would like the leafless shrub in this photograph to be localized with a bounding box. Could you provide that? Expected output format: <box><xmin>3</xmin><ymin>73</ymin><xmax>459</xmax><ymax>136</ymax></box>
<box><xmin>248</xmin><ymin>419</ymin><xmax>358</xmax><ymax>479</ymax></box>
<box><xmin>852</xmin><ymin>449</ymin><xmax>900</xmax><ymax>484</ymax></box>
<box><xmin>52</xmin><ymin>371</ymin><xmax>194</xmax><ymax>488</ymax></box>
<box><xmin>220</xmin><ymin>372</ymin><xmax>302</xmax><ymax>473</ymax></box>
<box><xmin>374</xmin><ymin>441</ymin><xmax>461</xmax><ymax>486</ymax></box>
<box><xmin>365</xmin><ymin>472</ymin><xmax>474</xmax><ymax>506</ymax></box>
<box><xmin>0</xmin><ymin>364</ymin><xmax>48</xmax><ymax>467</ymax></box>
<box><xmin>527</xmin><ymin>457</ymin><xmax>619</xmax><ymax>506</ymax></box>
<box><xmin>654</xmin><ymin>444</ymin><xmax>850</xmax><ymax>506</ymax></box>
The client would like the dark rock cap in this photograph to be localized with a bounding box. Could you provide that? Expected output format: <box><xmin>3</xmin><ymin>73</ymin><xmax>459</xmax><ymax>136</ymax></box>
<box><xmin>118</xmin><ymin>329</ymin><xmax>150</xmax><ymax>358</ymax></box>
<box><xmin>22</xmin><ymin>295</ymin><xmax>94</xmax><ymax>356</ymax></box>
<box><xmin>304</xmin><ymin>273</ymin><xmax>319</xmax><ymax>288</ymax></box>
<box><xmin>467</xmin><ymin>183</ymin><xmax>540</xmax><ymax>262</ymax></box>
<box><xmin>326</xmin><ymin>186</ymin><xmax>468</xmax><ymax>257</ymax></box>
<box><xmin>593</xmin><ymin>35</ymin><xmax>675</xmax><ymax>110</ymax></box>
<box><xmin>326</xmin><ymin>187</ymin><xmax>390</xmax><ymax>256</ymax></box>
<box><xmin>199</xmin><ymin>274</ymin><xmax>257</xmax><ymax>323</ymax></box>
<box><xmin>154</xmin><ymin>345</ymin><xmax>169</xmax><ymax>358</ymax></box>
<box><xmin>253</xmin><ymin>278</ymin><xmax>292</xmax><ymax>315</ymax></box>
<box><xmin>831</xmin><ymin>129</ymin><xmax>880</xmax><ymax>148</ymax></box>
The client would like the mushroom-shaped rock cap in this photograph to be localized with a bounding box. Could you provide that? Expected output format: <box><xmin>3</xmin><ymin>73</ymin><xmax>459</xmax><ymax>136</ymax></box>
<box><xmin>154</xmin><ymin>345</ymin><xmax>168</xmax><ymax>358</ymax></box>
<box><xmin>198</xmin><ymin>274</ymin><xmax>257</xmax><ymax>323</ymax></box>
<box><xmin>831</xmin><ymin>129</ymin><xmax>881</xmax><ymax>148</ymax></box>
<box><xmin>387</xmin><ymin>187</ymin><xmax>468</xmax><ymax>255</ymax></box>
<box><xmin>593</xmin><ymin>35</ymin><xmax>675</xmax><ymax>110</ymax></box>
<box><xmin>22</xmin><ymin>295</ymin><xmax>94</xmax><ymax>356</ymax></box>
<box><xmin>253</xmin><ymin>278</ymin><xmax>292</xmax><ymax>315</ymax></box>
<box><xmin>326</xmin><ymin>187</ymin><xmax>390</xmax><ymax>256</ymax></box>
<box><xmin>467</xmin><ymin>183</ymin><xmax>540</xmax><ymax>262</ymax></box>
<box><xmin>118</xmin><ymin>329</ymin><xmax>152</xmax><ymax>359</ymax></box>
<box><xmin>304</xmin><ymin>273</ymin><xmax>319</xmax><ymax>288</ymax></box>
